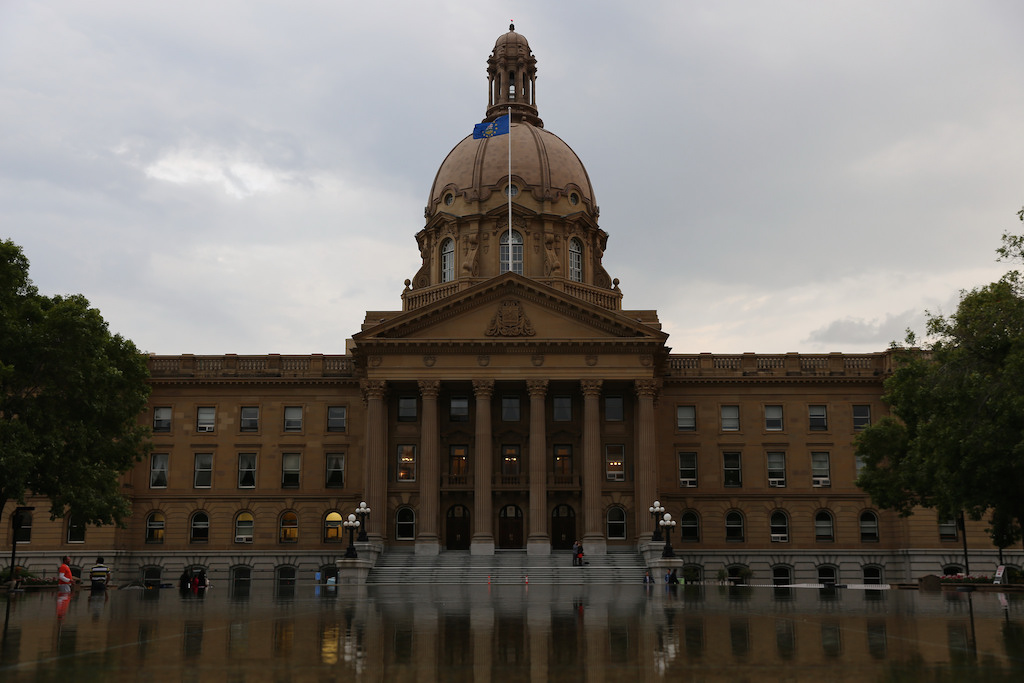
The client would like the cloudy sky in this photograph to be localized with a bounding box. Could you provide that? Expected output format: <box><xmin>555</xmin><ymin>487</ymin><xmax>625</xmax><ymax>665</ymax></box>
<box><xmin>3</xmin><ymin>1</ymin><xmax>1023</xmax><ymax>356</ymax></box>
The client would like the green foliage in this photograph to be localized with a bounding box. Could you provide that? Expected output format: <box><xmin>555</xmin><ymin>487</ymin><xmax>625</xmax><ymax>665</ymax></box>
<box><xmin>0</xmin><ymin>239</ymin><xmax>151</xmax><ymax>528</ymax></box>
<box><xmin>856</xmin><ymin>213</ymin><xmax>1024</xmax><ymax>547</ymax></box>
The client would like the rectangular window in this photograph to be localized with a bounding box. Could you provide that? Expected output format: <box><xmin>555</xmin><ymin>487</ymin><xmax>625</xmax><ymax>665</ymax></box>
<box><xmin>449</xmin><ymin>445</ymin><xmax>469</xmax><ymax>479</ymax></box>
<box><xmin>194</xmin><ymin>453</ymin><xmax>213</xmax><ymax>488</ymax></box>
<box><xmin>605</xmin><ymin>396</ymin><xmax>624</xmax><ymax>422</ymax></box>
<box><xmin>676</xmin><ymin>405</ymin><xmax>696</xmax><ymax>431</ymax></box>
<box><xmin>723</xmin><ymin>452</ymin><xmax>742</xmax><ymax>487</ymax></box>
<box><xmin>150</xmin><ymin>453</ymin><xmax>168</xmax><ymax>488</ymax></box>
<box><xmin>501</xmin><ymin>396</ymin><xmax>521</xmax><ymax>422</ymax></box>
<box><xmin>605</xmin><ymin>444</ymin><xmax>625</xmax><ymax>481</ymax></box>
<box><xmin>398</xmin><ymin>396</ymin><xmax>417</xmax><ymax>422</ymax></box>
<box><xmin>811</xmin><ymin>452</ymin><xmax>831</xmax><ymax>486</ymax></box>
<box><xmin>809</xmin><ymin>405</ymin><xmax>828</xmax><ymax>431</ymax></box>
<box><xmin>240</xmin><ymin>406</ymin><xmax>259</xmax><ymax>432</ymax></box>
<box><xmin>501</xmin><ymin>445</ymin><xmax>521</xmax><ymax>479</ymax></box>
<box><xmin>767</xmin><ymin>452</ymin><xmax>786</xmax><ymax>487</ymax></box>
<box><xmin>397</xmin><ymin>445</ymin><xmax>417</xmax><ymax>481</ymax></box>
<box><xmin>284</xmin><ymin>406</ymin><xmax>303</xmax><ymax>432</ymax></box>
<box><xmin>450</xmin><ymin>396</ymin><xmax>469</xmax><ymax>422</ymax></box>
<box><xmin>853</xmin><ymin>405</ymin><xmax>871</xmax><ymax>431</ymax></box>
<box><xmin>153</xmin><ymin>407</ymin><xmax>171</xmax><ymax>433</ymax></box>
<box><xmin>553</xmin><ymin>395</ymin><xmax>572</xmax><ymax>422</ymax></box>
<box><xmin>765</xmin><ymin>405</ymin><xmax>783</xmax><ymax>431</ymax></box>
<box><xmin>721</xmin><ymin>405</ymin><xmax>740</xmax><ymax>431</ymax></box>
<box><xmin>678</xmin><ymin>452</ymin><xmax>697</xmax><ymax>487</ymax></box>
<box><xmin>196</xmin><ymin>407</ymin><xmax>215</xmax><ymax>433</ymax></box>
<box><xmin>553</xmin><ymin>445</ymin><xmax>573</xmax><ymax>481</ymax></box>
<box><xmin>326</xmin><ymin>452</ymin><xmax>345</xmax><ymax>488</ymax></box>
<box><xmin>939</xmin><ymin>518</ymin><xmax>958</xmax><ymax>540</ymax></box>
<box><xmin>237</xmin><ymin>453</ymin><xmax>257</xmax><ymax>488</ymax></box>
<box><xmin>281</xmin><ymin>453</ymin><xmax>301</xmax><ymax>488</ymax></box>
<box><xmin>327</xmin><ymin>406</ymin><xmax>347</xmax><ymax>432</ymax></box>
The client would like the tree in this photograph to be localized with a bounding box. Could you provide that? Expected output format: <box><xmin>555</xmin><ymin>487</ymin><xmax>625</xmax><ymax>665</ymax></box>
<box><xmin>0</xmin><ymin>239</ymin><xmax>151</xmax><ymax>535</ymax></box>
<box><xmin>856</xmin><ymin>211</ymin><xmax>1024</xmax><ymax>550</ymax></box>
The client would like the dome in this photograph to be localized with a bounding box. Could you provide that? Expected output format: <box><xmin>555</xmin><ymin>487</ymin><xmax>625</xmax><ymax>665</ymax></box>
<box><xmin>427</xmin><ymin>122</ymin><xmax>596</xmax><ymax>216</ymax></box>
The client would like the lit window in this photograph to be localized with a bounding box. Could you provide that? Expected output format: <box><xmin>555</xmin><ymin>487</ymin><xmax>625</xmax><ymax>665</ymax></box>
<box><xmin>553</xmin><ymin>445</ymin><xmax>573</xmax><ymax>481</ymax></box>
<box><xmin>809</xmin><ymin>405</ymin><xmax>828</xmax><ymax>431</ymax></box>
<box><xmin>678</xmin><ymin>452</ymin><xmax>697</xmax><ymax>486</ymax></box>
<box><xmin>397</xmin><ymin>445</ymin><xmax>417</xmax><ymax>481</ymax></box>
<box><xmin>721</xmin><ymin>405</ymin><xmax>739</xmax><ymax>431</ymax></box>
<box><xmin>441</xmin><ymin>238</ymin><xmax>455</xmax><ymax>283</ymax></box>
<box><xmin>765</xmin><ymin>405</ymin><xmax>783</xmax><ymax>431</ymax></box>
<box><xmin>502</xmin><ymin>445</ymin><xmax>520</xmax><ymax>478</ymax></box>
<box><xmin>235</xmin><ymin>512</ymin><xmax>254</xmax><ymax>543</ymax></box>
<box><xmin>240</xmin><ymin>406</ymin><xmax>259</xmax><ymax>432</ymax></box>
<box><xmin>605</xmin><ymin>396</ymin><xmax>624</xmax><ymax>422</ymax></box>
<box><xmin>194</xmin><ymin>453</ymin><xmax>212</xmax><ymax>488</ymax></box>
<box><xmin>279</xmin><ymin>511</ymin><xmax>298</xmax><ymax>543</ymax></box>
<box><xmin>607</xmin><ymin>507</ymin><xmax>626</xmax><ymax>539</ymax></box>
<box><xmin>281</xmin><ymin>453</ymin><xmax>300</xmax><ymax>488</ymax></box>
<box><xmin>150</xmin><ymin>453</ymin><xmax>168</xmax><ymax>488</ymax></box>
<box><xmin>284</xmin><ymin>406</ymin><xmax>303</xmax><ymax>432</ymax></box>
<box><xmin>676</xmin><ymin>405</ymin><xmax>696</xmax><ymax>431</ymax></box>
<box><xmin>853</xmin><ymin>405</ymin><xmax>871</xmax><ymax>431</ymax></box>
<box><xmin>605</xmin><ymin>444</ymin><xmax>625</xmax><ymax>481</ymax></box>
<box><xmin>499</xmin><ymin>229</ymin><xmax>524</xmax><ymax>275</ymax></box>
<box><xmin>326</xmin><ymin>453</ymin><xmax>345</xmax><ymax>488</ymax></box>
<box><xmin>324</xmin><ymin>512</ymin><xmax>343</xmax><ymax>542</ymax></box>
<box><xmin>327</xmin><ymin>406</ymin><xmax>347</xmax><ymax>432</ymax></box>
<box><xmin>238</xmin><ymin>453</ymin><xmax>257</xmax><ymax>488</ymax></box>
<box><xmin>196</xmin><ymin>407</ymin><xmax>215</xmax><ymax>432</ymax></box>
<box><xmin>190</xmin><ymin>511</ymin><xmax>210</xmax><ymax>543</ymax></box>
<box><xmin>145</xmin><ymin>512</ymin><xmax>164</xmax><ymax>544</ymax></box>
<box><xmin>153</xmin><ymin>407</ymin><xmax>171</xmax><ymax>432</ymax></box>
<box><xmin>569</xmin><ymin>237</ymin><xmax>583</xmax><ymax>282</ymax></box>
<box><xmin>449</xmin><ymin>446</ymin><xmax>469</xmax><ymax>479</ymax></box>
<box><xmin>723</xmin><ymin>452</ymin><xmax>742</xmax><ymax>487</ymax></box>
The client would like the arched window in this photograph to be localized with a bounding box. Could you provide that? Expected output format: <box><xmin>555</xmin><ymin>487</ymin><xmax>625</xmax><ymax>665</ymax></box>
<box><xmin>817</xmin><ymin>565</ymin><xmax>838</xmax><ymax>586</ymax></box>
<box><xmin>396</xmin><ymin>507</ymin><xmax>416</xmax><ymax>539</ymax></box>
<box><xmin>863</xmin><ymin>565</ymin><xmax>884</xmax><ymax>584</ymax></box>
<box><xmin>280</xmin><ymin>510</ymin><xmax>298</xmax><ymax>543</ymax></box>
<box><xmin>324</xmin><ymin>511</ymin><xmax>343</xmax><ymax>542</ymax></box>
<box><xmin>145</xmin><ymin>511</ymin><xmax>165</xmax><ymax>544</ymax></box>
<box><xmin>815</xmin><ymin>510</ymin><xmax>834</xmax><ymax>541</ymax></box>
<box><xmin>499</xmin><ymin>230</ymin><xmax>523</xmax><ymax>275</ymax></box>
<box><xmin>680</xmin><ymin>511</ymin><xmax>699</xmax><ymax>542</ymax></box>
<box><xmin>440</xmin><ymin>238</ymin><xmax>455</xmax><ymax>283</ymax></box>
<box><xmin>860</xmin><ymin>511</ymin><xmax>879</xmax><ymax>542</ymax></box>
<box><xmin>12</xmin><ymin>509</ymin><xmax>32</xmax><ymax>543</ymax></box>
<box><xmin>234</xmin><ymin>511</ymin><xmax>254</xmax><ymax>543</ymax></box>
<box><xmin>190</xmin><ymin>511</ymin><xmax>210</xmax><ymax>544</ymax></box>
<box><xmin>143</xmin><ymin>566</ymin><xmax>162</xmax><ymax>589</ymax></box>
<box><xmin>230</xmin><ymin>566</ymin><xmax>252</xmax><ymax>598</ymax></box>
<box><xmin>772</xmin><ymin>565</ymin><xmax>793</xmax><ymax>586</ymax></box>
<box><xmin>568</xmin><ymin>237</ymin><xmax>583</xmax><ymax>282</ymax></box>
<box><xmin>943</xmin><ymin>565</ymin><xmax>964</xmax><ymax>577</ymax></box>
<box><xmin>66</xmin><ymin>515</ymin><xmax>86</xmax><ymax>544</ymax></box>
<box><xmin>725</xmin><ymin>510</ymin><xmax>744</xmax><ymax>542</ymax></box>
<box><xmin>606</xmin><ymin>507</ymin><xmax>626</xmax><ymax>539</ymax></box>
<box><xmin>770</xmin><ymin>510</ymin><xmax>789</xmax><ymax>542</ymax></box>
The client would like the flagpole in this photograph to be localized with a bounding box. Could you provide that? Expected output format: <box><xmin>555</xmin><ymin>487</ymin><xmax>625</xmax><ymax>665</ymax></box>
<box><xmin>507</xmin><ymin>106</ymin><xmax>512</xmax><ymax>275</ymax></box>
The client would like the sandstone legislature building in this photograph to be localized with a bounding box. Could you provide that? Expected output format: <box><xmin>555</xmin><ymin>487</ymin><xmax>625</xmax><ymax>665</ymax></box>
<box><xmin>7</xmin><ymin>26</ymin><xmax>1015</xmax><ymax>588</ymax></box>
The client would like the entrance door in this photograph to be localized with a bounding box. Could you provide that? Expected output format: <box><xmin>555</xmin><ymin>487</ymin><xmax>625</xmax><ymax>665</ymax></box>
<box><xmin>551</xmin><ymin>504</ymin><xmax>576</xmax><ymax>550</ymax></box>
<box><xmin>446</xmin><ymin>505</ymin><xmax>471</xmax><ymax>550</ymax></box>
<box><xmin>497</xmin><ymin>505</ymin><xmax>524</xmax><ymax>549</ymax></box>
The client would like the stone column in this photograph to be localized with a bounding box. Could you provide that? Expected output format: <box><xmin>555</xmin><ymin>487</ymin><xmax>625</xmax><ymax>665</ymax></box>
<box><xmin>416</xmin><ymin>379</ymin><xmax>441</xmax><ymax>555</ymax></box>
<box><xmin>361</xmin><ymin>379</ymin><xmax>388</xmax><ymax>544</ymax></box>
<box><xmin>581</xmin><ymin>379</ymin><xmax>606</xmax><ymax>554</ymax></box>
<box><xmin>471</xmin><ymin>379</ymin><xmax>495</xmax><ymax>555</ymax></box>
<box><xmin>527</xmin><ymin>379</ymin><xmax>550</xmax><ymax>555</ymax></box>
<box><xmin>634</xmin><ymin>379</ymin><xmax>660</xmax><ymax>544</ymax></box>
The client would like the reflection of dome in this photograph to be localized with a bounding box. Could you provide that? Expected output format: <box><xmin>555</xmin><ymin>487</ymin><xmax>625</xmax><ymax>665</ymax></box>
<box><xmin>427</xmin><ymin>122</ymin><xmax>595</xmax><ymax>216</ymax></box>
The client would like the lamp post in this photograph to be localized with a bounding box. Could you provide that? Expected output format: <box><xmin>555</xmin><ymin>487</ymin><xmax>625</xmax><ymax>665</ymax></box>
<box><xmin>649</xmin><ymin>500</ymin><xmax>665</xmax><ymax>542</ymax></box>
<box><xmin>343</xmin><ymin>514</ymin><xmax>360</xmax><ymax>559</ymax></box>
<box><xmin>7</xmin><ymin>506</ymin><xmax>34</xmax><ymax>590</ymax></box>
<box><xmin>355</xmin><ymin>501</ymin><xmax>371</xmax><ymax>543</ymax></box>
<box><xmin>660</xmin><ymin>512</ymin><xmax>677</xmax><ymax>558</ymax></box>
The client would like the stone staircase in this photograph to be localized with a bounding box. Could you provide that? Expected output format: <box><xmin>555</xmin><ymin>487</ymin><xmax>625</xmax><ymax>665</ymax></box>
<box><xmin>366</xmin><ymin>549</ymin><xmax>647</xmax><ymax>585</ymax></box>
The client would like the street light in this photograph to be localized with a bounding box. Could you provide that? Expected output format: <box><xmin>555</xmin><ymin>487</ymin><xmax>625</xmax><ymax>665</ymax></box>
<box><xmin>659</xmin><ymin>512</ymin><xmax>677</xmax><ymax>558</ymax></box>
<box><xmin>343</xmin><ymin>513</ymin><xmax>360</xmax><ymax>559</ymax></box>
<box><xmin>8</xmin><ymin>506</ymin><xmax>34</xmax><ymax>590</ymax></box>
<box><xmin>355</xmin><ymin>501</ymin><xmax>371</xmax><ymax>543</ymax></box>
<box><xmin>649</xmin><ymin>500</ymin><xmax>665</xmax><ymax>542</ymax></box>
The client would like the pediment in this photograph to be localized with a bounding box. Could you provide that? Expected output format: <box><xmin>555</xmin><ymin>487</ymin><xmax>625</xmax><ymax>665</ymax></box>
<box><xmin>353</xmin><ymin>274</ymin><xmax>666</xmax><ymax>349</ymax></box>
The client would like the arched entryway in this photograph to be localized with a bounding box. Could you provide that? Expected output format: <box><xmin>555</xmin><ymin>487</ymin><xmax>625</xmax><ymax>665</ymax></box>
<box><xmin>446</xmin><ymin>504</ymin><xmax>471</xmax><ymax>550</ymax></box>
<box><xmin>498</xmin><ymin>504</ymin><xmax>524</xmax><ymax>549</ymax></box>
<box><xmin>551</xmin><ymin>504</ymin><xmax>576</xmax><ymax>550</ymax></box>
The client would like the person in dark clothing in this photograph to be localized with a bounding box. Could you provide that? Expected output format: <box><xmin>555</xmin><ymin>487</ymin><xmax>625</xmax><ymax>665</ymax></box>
<box><xmin>89</xmin><ymin>557</ymin><xmax>110</xmax><ymax>592</ymax></box>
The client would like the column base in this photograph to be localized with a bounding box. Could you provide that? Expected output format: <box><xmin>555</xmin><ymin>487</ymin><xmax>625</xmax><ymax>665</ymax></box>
<box><xmin>470</xmin><ymin>537</ymin><xmax>495</xmax><ymax>555</ymax></box>
<box><xmin>415</xmin><ymin>537</ymin><xmax>441</xmax><ymax>555</ymax></box>
<box><xmin>527</xmin><ymin>540</ymin><xmax>551</xmax><ymax>556</ymax></box>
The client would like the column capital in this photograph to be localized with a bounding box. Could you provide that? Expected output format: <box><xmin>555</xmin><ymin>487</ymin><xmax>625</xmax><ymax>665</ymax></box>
<box><xmin>472</xmin><ymin>378</ymin><xmax>495</xmax><ymax>399</ymax></box>
<box><xmin>580</xmin><ymin>379</ymin><xmax>603</xmax><ymax>398</ymax></box>
<box><xmin>634</xmin><ymin>378</ymin><xmax>661</xmax><ymax>399</ymax></box>
<box><xmin>360</xmin><ymin>379</ymin><xmax>387</xmax><ymax>402</ymax></box>
<box><xmin>418</xmin><ymin>379</ymin><xmax>441</xmax><ymax>399</ymax></box>
<box><xmin>526</xmin><ymin>379</ymin><xmax>548</xmax><ymax>397</ymax></box>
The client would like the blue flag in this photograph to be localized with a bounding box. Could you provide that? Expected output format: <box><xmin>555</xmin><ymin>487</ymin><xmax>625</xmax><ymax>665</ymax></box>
<box><xmin>472</xmin><ymin>115</ymin><xmax>510</xmax><ymax>139</ymax></box>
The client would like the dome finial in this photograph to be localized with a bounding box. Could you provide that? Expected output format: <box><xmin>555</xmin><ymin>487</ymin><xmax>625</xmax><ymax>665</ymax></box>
<box><xmin>510</xmin><ymin>20</ymin><xmax>514</xmax><ymax>32</ymax></box>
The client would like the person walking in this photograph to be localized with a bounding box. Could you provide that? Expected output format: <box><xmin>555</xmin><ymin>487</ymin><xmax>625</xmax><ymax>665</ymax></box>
<box><xmin>57</xmin><ymin>556</ymin><xmax>74</xmax><ymax>593</ymax></box>
<box><xmin>89</xmin><ymin>557</ymin><xmax>110</xmax><ymax>592</ymax></box>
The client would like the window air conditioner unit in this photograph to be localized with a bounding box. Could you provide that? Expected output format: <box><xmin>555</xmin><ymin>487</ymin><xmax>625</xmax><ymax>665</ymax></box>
<box><xmin>812</xmin><ymin>476</ymin><xmax>831</xmax><ymax>487</ymax></box>
<box><xmin>768</xmin><ymin>478</ymin><xmax>785</xmax><ymax>487</ymax></box>
<box><xmin>197</xmin><ymin>425</ymin><xmax>214</xmax><ymax>432</ymax></box>
<box><xmin>235</xmin><ymin>536</ymin><xmax>253</xmax><ymax>544</ymax></box>
<box><xmin>680</xmin><ymin>478</ymin><xmax>697</xmax><ymax>488</ymax></box>
<box><xmin>770</xmin><ymin>533</ymin><xmax>788</xmax><ymax>542</ymax></box>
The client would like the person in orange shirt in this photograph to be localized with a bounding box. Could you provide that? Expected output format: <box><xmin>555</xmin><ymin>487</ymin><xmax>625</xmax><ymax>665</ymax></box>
<box><xmin>58</xmin><ymin>556</ymin><xmax>74</xmax><ymax>593</ymax></box>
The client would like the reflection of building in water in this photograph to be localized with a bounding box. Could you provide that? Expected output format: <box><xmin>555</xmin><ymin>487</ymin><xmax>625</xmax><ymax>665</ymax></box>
<box><xmin>4</xmin><ymin>587</ymin><xmax>1023</xmax><ymax>679</ymax></box>
<box><xmin>4</xmin><ymin>25</ymin><xmax>1021</xmax><ymax>587</ymax></box>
